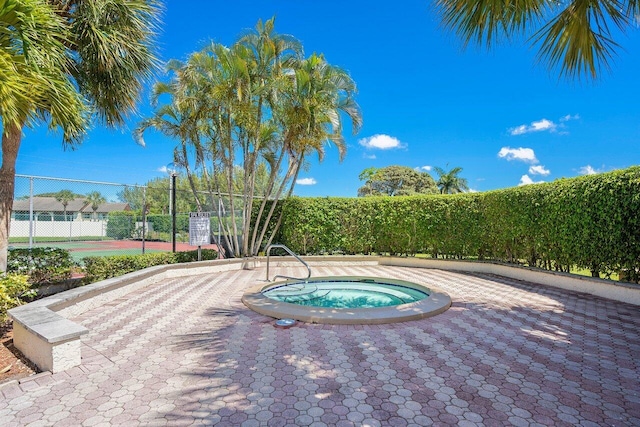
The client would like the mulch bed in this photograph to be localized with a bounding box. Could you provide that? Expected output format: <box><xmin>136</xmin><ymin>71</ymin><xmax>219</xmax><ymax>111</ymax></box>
<box><xmin>0</xmin><ymin>322</ymin><xmax>37</xmax><ymax>385</ymax></box>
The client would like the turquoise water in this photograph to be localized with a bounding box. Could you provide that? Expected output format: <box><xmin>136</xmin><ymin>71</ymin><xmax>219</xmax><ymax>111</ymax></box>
<box><xmin>263</xmin><ymin>279</ymin><xmax>428</xmax><ymax>308</ymax></box>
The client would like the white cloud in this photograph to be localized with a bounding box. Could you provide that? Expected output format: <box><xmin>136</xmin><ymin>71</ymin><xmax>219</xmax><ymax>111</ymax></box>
<box><xmin>531</xmin><ymin>119</ymin><xmax>556</xmax><ymax>132</ymax></box>
<box><xmin>509</xmin><ymin>118</ymin><xmax>557</xmax><ymax>135</ymax></box>
<box><xmin>510</xmin><ymin>125</ymin><xmax>528</xmax><ymax>136</ymax></box>
<box><xmin>419</xmin><ymin>165</ymin><xmax>432</xmax><ymax>171</ymax></box>
<box><xmin>358</xmin><ymin>134</ymin><xmax>405</xmax><ymax>150</ymax></box>
<box><xmin>529</xmin><ymin>165</ymin><xmax>550</xmax><ymax>176</ymax></box>
<box><xmin>560</xmin><ymin>114</ymin><xmax>580</xmax><ymax>122</ymax></box>
<box><xmin>578</xmin><ymin>165</ymin><xmax>599</xmax><ymax>175</ymax></box>
<box><xmin>510</xmin><ymin>114</ymin><xmax>579</xmax><ymax>136</ymax></box>
<box><xmin>518</xmin><ymin>175</ymin><xmax>545</xmax><ymax>186</ymax></box>
<box><xmin>296</xmin><ymin>177</ymin><xmax>317</xmax><ymax>185</ymax></box>
<box><xmin>498</xmin><ymin>147</ymin><xmax>538</xmax><ymax>163</ymax></box>
<box><xmin>158</xmin><ymin>163</ymin><xmax>181</xmax><ymax>174</ymax></box>
<box><xmin>363</xmin><ymin>153</ymin><xmax>377</xmax><ymax>159</ymax></box>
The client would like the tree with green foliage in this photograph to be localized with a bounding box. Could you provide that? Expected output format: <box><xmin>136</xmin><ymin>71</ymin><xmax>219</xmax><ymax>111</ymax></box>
<box><xmin>357</xmin><ymin>166</ymin><xmax>437</xmax><ymax>196</ymax></box>
<box><xmin>85</xmin><ymin>191</ymin><xmax>106</xmax><ymax>220</ymax></box>
<box><xmin>0</xmin><ymin>0</ymin><xmax>160</xmax><ymax>272</ymax></box>
<box><xmin>436</xmin><ymin>0</ymin><xmax>640</xmax><ymax>80</ymax></box>
<box><xmin>137</xmin><ymin>18</ymin><xmax>362</xmax><ymax>257</ymax></box>
<box><xmin>55</xmin><ymin>189</ymin><xmax>76</xmax><ymax>220</ymax></box>
<box><xmin>433</xmin><ymin>166</ymin><xmax>469</xmax><ymax>194</ymax></box>
<box><xmin>134</xmin><ymin>61</ymin><xmax>205</xmax><ymax>212</ymax></box>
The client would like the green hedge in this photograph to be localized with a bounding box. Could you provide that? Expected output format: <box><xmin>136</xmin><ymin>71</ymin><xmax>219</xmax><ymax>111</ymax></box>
<box><xmin>83</xmin><ymin>252</ymin><xmax>174</xmax><ymax>282</ymax></box>
<box><xmin>277</xmin><ymin>166</ymin><xmax>640</xmax><ymax>280</ymax></box>
<box><xmin>83</xmin><ymin>249</ymin><xmax>218</xmax><ymax>282</ymax></box>
<box><xmin>7</xmin><ymin>247</ymin><xmax>76</xmax><ymax>284</ymax></box>
<box><xmin>173</xmin><ymin>249</ymin><xmax>218</xmax><ymax>263</ymax></box>
<box><xmin>0</xmin><ymin>274</ymin><xmax>34</xmax><ymax>322</ymax></box>
<box><xmin>106</xmin><ymin>211</ymin><xmax>138</xmax><ymax>240</ymax></box>
<box><xmin>146</xmin><ymin>214</ymin><xmax>189</xmax><ymax>234</ymax></box>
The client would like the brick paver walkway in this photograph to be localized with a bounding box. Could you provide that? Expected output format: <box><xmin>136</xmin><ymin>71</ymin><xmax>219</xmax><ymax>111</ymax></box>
<box><xmin>1</xmin><ymin>266</ymin><xmax>639</xmax><ymax>426</ymax></box>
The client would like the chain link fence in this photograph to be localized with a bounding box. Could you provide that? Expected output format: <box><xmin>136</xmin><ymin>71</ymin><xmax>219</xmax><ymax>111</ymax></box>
<box><xmin>10</xmin><ymin>175</ymin><xmax>238</xmax><ymax>262</ymax></box>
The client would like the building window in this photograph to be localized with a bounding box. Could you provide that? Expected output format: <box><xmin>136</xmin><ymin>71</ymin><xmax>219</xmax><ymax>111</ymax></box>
<box><xmin>37</xmin><ymin>212</ymin><xmax>53</xmax><ymax>221</ymax></box>
<box><xmin>11</xmin><ymin>211</ymin><xmax>30</xmax><ymax>221</ymax></box>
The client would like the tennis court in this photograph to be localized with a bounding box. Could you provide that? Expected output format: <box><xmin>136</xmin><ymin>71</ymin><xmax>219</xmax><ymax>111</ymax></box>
<box><xmin>12</xmin><ymin>239</ymin><xmax>220</xmax><ymax>262</ymax></box>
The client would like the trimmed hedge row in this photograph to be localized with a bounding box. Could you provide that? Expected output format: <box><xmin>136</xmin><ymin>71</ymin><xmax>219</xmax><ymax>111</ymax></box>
<box><xmin>278</xmin><ymin>166</ymin><xmax>640</xmax><ymax>280</ymax></box>
<box><xmin>7</xmin><ymin>247</ymin><xmax>76</xmax><ymax>284</ymax></box>
<box><xmin>83</xmin><ymin>249</ymin><xmax>218</xmax><ymax>282</ymax></box>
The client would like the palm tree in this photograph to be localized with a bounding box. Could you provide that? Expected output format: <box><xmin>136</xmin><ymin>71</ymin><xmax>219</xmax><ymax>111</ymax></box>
<box><xmin>433</xmin><ymin>166</ymin><xmax>470</xmax><ymax>194</ymax></box>
<box><xmin>85</xmin><ymin>191</ymin><xmax>106</xmax><ymax>220</ymax></box>
<box><xmin>137</xmin><ymin>18</ymin><xmax>361</xmax><ymax>257</ymax></box>
<box><xmin>254</xmin><ymin>52</ymin><xmax>362</xmax><ymax>253</ymax></box>
<box><xmin>0</xmin><ymin>0</ymin><xmax>159</xmax><ymax>271</ymax></box>
<box><xmin>436</xmin><ymin>0</ymin><xmax>640</xmax><ymax>80</ymax></box>
<box><xmin>134</xmin><ymin>61</ymin><xmax>205</xmax><ymax>212</ymax></box>
<box><xmin>55</xmin><ymin>190</ymin><xmax>76</xmax><ymax>221</ymax></box>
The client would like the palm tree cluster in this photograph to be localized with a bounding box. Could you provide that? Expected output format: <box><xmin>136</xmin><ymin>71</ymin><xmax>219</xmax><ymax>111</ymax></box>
<box><xmin>136</xmin><ymin>18</ymin><xmax>362</xmax><ymax>257</ymax></box>
<box><xmin>0</xmin><ymin>0</ymin><xmax>160</xmax><ymax>272</ymax></box>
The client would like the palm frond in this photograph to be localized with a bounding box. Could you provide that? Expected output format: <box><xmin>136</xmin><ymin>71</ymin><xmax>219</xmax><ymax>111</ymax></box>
<box><xmin>532</xmin><ymin>0</ymin><xmax>630</xmax><ymax>79</ymax></box>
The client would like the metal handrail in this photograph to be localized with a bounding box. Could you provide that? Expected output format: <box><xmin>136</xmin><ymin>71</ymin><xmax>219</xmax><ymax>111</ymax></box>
<box><xmin>265</xmin><ymin>244</ymin><xmax>312</xmax><ymax>282</ymax></box>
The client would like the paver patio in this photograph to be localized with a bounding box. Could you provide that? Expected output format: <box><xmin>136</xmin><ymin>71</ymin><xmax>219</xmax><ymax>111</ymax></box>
<box><xmin>0</xmin><ymin>265</ymin><xmax>639</xmax><ymax>426</ymax></box>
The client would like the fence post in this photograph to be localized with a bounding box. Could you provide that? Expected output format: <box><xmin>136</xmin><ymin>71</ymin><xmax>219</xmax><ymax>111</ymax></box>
<box><xmin>171</xmin><ymin>173</ymin><xmax>177</xmax><ymax>253</ymax></box>
<box><xmin>28</xmin><ymin>177</ymin><xmax>34</xmax><ymax>248</ymax></box>
<box><xmin>142</xmin><ymin>187</ymin><xmax>147</xmax><ymax>254</ymax></box>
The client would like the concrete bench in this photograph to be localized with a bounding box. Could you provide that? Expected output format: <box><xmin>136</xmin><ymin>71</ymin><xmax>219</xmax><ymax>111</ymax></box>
<box><xmin>8</xmin><ymin>259</ymin><xmax>250</xmax><ymax>373</ymax></box>
<box><xmin>9</xmin><ymin>305</ymin><xmax>88</xmax><ymax>373</ymax></box>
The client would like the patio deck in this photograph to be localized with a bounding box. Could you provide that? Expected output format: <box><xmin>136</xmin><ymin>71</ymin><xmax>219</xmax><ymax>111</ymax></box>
<box><xmin>1</xmin><ymin>265</ymin><xmax>639</xmax><ymax>426</ymax></box>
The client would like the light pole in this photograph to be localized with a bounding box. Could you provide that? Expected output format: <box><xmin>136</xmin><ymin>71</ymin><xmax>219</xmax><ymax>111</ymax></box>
<box><xmin>166</xmin><ymin>163</ymin><xmax>178</xmax><ymax>252</ymax></box>
<box><xmin>166</xmin><ymin>163</ymin><xmax>177</xmax><ymax>216</ymax></box>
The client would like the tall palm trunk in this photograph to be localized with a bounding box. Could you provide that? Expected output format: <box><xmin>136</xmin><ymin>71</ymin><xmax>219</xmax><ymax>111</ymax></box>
<box><xmin>179</xmin><ymin>144</ymin><xmax>203</xmax><ymax>211</ymax></box>
<box><xmin>250</xmin><ymin>143</ymin><xmax>287</xmax><ymax>254</ymax></box>
<box><xmin>254</xmin><ymin>152</ymin><xmax>298</xmax><ymax>254</ymax></box>
<box><xmin>264</xmin><ymin>153</ymin><xmax>305</xmax><ymax>250</ymax></box>
<box><xmin>0</xmin><ymin>123</ymin><xmax>23</xmax><ymax>272</ymax></box>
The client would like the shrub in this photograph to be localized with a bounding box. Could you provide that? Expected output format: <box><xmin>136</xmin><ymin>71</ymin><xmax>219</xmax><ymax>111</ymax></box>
<box><xmin>146</xmin><ymin>214</ymin><xmax>189</xmax><ymax>234</ymax></box>
<box><xmin>83</xmin><ymin>252</ymin><xmax>175</xmax><ymax>282</ymax></box>
<box><xmin>83</xmin><ymin>249</ymin><xmax>218</xmax><ymax>282</ymax></box>
<box><xmin>0</xmin><ymin>274</ymin><xmax>35</xmax><ymax>322</ymax></box>
<box><xmin>173</xmin><ymin>249</ymin><xmax>218</xmax><ymax>263</ymax></box>
<box><xmin>7</xmin><ymin>247</ymin><xmax>75</xmax><ymax>284</ymax></box>
<box><xmin>106</xmin><ymin>211</ymin><xmax>138</xmax><ymax>240</ymax></box>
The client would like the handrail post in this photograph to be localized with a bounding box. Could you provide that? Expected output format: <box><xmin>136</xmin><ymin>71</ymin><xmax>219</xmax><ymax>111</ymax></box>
<box><xmin>265</xmin><ymin>244</ymin><xmax>311</xmax><ymax>282</ymax></box>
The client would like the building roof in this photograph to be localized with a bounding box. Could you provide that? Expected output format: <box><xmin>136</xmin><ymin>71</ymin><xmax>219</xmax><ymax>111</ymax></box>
<box><xmin>12</xmin><ymin>197</ymin><xmax>130</xmax><ymax>213</ymax></box>
<box><xmin>83</xmin><ymin>202</ymin><xmax>130</xmax><ymax>213</ymax></box>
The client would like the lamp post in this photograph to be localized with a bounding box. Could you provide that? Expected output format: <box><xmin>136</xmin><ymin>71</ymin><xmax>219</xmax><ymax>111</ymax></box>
<box><xmin>166</xmin><ymin>163</ymin><xmax>178</xmax><ymax>252</ymax></box>
<box><xmin>166</xmin><ymin>163</ymin><xmax>177</xmax><ymax>216</ymax></box>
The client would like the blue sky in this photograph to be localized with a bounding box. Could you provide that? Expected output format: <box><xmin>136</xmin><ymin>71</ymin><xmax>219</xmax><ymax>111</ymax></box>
<box><xmin>15</xmin><ymin>0</ymin><xmax>640</xmax><ymax>197</ymax></box>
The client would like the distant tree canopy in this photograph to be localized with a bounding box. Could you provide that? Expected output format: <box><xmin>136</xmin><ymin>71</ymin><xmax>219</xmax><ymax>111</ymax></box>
<box><xmin>357</xmin><ymin>166</ymin><xmax>438</xmax><ymax>197</ymax></box>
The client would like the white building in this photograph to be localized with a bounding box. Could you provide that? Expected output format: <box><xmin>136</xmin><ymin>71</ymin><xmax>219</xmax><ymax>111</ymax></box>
<box><xmin>10</xmin><ymin>197</ymin><xmax>131</xmax><ymax>239</ymax></box>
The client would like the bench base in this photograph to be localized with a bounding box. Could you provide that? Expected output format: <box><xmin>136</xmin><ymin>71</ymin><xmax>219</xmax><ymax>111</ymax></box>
<box><xmin>12</xmin><ymin>322</ymin><xmax>82</xmax><ymax>373</ymax></box>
